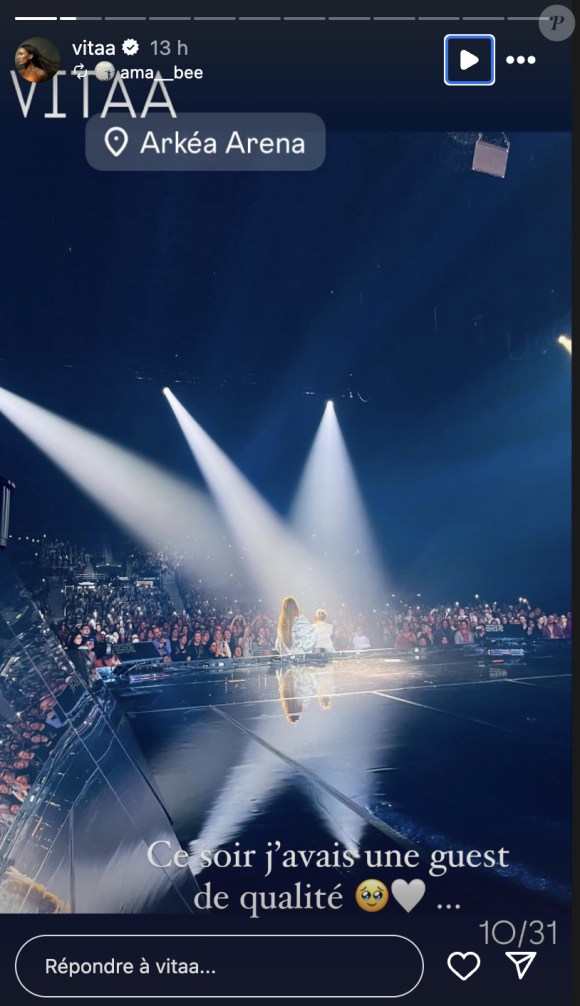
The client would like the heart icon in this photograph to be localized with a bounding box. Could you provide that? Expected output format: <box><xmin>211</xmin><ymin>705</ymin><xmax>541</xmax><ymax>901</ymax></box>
<box><xmin>390</xmin><ymin>878</ymin><xmax>426</xmax><ymax>912</ymax></box>
<box><xmin>447</xmin><ymin>952</ymin><xmax>481</xmax><ymax>981</ymax></box>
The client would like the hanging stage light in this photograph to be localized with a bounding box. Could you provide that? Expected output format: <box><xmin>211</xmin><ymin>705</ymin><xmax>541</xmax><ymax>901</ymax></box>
<box><xmin>558</xmin><ymin>335</ymin><xmax>572</xmax><ymax>355</ymax></box>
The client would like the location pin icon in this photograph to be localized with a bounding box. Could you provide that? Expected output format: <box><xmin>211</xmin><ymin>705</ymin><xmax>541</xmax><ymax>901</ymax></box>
<box><xmin>104</xmin><ymin>126</ymin><xmax>129</xmax><ymax>157</ymax></box>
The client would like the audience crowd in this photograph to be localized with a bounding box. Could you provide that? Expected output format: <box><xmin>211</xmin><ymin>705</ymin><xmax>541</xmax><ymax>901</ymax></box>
<box><xmin>0</xmin><ymin>649</ymin><xmax>69</xmax><ymax>840</ymax></box>
<box><xmin>54</xmin><ymin>560</ymin><xmax>572</xmax><ymax>665</ymax></box>
<box><xmin>1</xmin><ymin>537</ymin><xmax>572</xmax><ymax>838</ymax></box>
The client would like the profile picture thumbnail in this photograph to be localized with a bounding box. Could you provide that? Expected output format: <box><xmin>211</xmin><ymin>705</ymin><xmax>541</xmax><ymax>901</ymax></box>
<box><xmin>15</xmin><ymin>37</ymin><xmax>61</xmax><ymax>83</ymax></box>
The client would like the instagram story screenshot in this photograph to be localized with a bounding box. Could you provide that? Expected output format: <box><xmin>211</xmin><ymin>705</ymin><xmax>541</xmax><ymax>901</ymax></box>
<box><xmin>0</xmin><ymin>2</ymin><xmax>572</xmax><ymax>1003</ymax></box>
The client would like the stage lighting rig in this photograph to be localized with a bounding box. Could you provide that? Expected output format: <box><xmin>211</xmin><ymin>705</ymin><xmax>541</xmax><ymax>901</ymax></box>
<box><xmin>446</xmin><ymin>131</ymin><xmax>510</xmax><ymax>178</ymax></box>
<box><xmin>0</xmin><ymin>477</ymin><xmax>16</xmax><ymax>550</ymax></box>
<box><xmin>558</xmin><ymin>335</ymin><xmax>572</xmax><ymax>354</ymax></box>
<box><xmin>472</xmin><ymin>133</ymin><xmax>510</xmax><ymax>179</ymax></box>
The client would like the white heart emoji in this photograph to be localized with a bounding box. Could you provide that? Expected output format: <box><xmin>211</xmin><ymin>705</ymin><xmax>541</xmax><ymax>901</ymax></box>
<box><xmin>390</xmin><ymin>878</ymin><xmax>426</xmax><ymax>912</ymax></box>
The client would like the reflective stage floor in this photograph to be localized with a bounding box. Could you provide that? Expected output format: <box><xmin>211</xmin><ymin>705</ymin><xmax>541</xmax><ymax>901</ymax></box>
<box><xmin>110</xmin><ymin>650</ymin><xmax>572</xmax><ymax>916</ymax></box>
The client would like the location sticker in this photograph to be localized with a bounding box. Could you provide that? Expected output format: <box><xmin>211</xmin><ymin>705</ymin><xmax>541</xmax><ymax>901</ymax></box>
<box><xmin>104</xmin><ymin>126</ymin><xmax>129</xmax><ymax>158</ymax></box>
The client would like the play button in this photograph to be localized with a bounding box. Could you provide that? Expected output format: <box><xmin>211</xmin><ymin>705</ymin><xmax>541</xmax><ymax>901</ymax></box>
<box><xmin>444</xmin><ymin>34</ymin><xmax>495</xmax><ymax>85</ymax></box>
<box><xmin>460</xmin><ymin>49</ymin><xmax>479</xmax><ymax>70</ymax></box>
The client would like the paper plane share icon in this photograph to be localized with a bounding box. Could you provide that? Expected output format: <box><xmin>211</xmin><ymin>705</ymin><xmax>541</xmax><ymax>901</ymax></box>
<box><xmin>505</xmin><ymin>952</ymin><xmax>537</xmax><ymax>979</ymax></box>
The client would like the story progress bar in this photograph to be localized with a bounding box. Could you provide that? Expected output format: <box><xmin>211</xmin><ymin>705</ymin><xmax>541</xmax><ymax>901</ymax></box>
<box><xmin>14</xmin><ymin>15</ymin><xmax>553</xmax><ymax>22</ymax></box>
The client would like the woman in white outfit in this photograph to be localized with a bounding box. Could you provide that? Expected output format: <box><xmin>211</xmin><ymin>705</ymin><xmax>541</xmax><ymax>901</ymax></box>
<box><xmin>312</xmin><ymin>609</ymin><xmax>335</xmax><ymax>652</ymax></box>
<box><xmin>275</xmin><ymin>596</ymin><xmax>317</xmax><ymax>655</ymax></box>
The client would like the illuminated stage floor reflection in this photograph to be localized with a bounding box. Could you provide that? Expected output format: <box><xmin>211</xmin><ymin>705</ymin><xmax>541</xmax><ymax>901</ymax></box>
<box><xmin>118</xmin><ymin>654</ymin><xmax>571</xmax><ymax>913</ymax></box>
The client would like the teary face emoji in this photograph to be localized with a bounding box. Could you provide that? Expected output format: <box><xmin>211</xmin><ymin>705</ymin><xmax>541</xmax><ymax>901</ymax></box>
<box><xmin>355</xmin><ymin>879</ymin><xmax>389</xmax><ymax>912</ymax></box>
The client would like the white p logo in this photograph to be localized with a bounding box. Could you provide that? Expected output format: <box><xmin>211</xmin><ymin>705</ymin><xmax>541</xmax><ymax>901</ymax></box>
<box><xmin>540</xmin><ymin>5</ymin><xmax>575</xmax><ymax>39</ymax></box>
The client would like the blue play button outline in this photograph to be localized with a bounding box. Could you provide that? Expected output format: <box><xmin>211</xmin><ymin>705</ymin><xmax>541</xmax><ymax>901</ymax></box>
<box><xmin>444</xmin><ymin>34</ymin><xmax>496</xmax><ymax>86</ymax></box>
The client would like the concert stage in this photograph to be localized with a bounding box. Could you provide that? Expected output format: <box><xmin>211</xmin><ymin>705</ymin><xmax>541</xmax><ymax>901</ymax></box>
<box><xmin>108</xmin><ymin>646</ymin><xmax>572</xmax><ymax>915</ymax></box>
<box><xmin>0</xmin><ymin>547</ymin><xmax>571</xmax><ymax>915</ymax></box>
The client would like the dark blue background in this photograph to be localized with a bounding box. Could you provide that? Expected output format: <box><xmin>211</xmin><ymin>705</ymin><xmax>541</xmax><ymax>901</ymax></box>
<box><xmin>1</xmin><ymin>5</ymin><xmax>573</xmax><ymax>610</ymax></box>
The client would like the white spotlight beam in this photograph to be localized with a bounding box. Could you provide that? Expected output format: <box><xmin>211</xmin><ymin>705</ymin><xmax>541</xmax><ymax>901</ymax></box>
<box><xmin>292</xmin><ymin>402</ymin><xmax>387</xmax><ymax>606</ymax></box>
<box><xmin>0</xmin><ymin>387</ymin><xmax>224</xmax><ymax>561</ymax></box>
<box><xmin>164</xmin><ymin>389</ymin><xmax>335</xmax><ymax>611</ymax></box>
